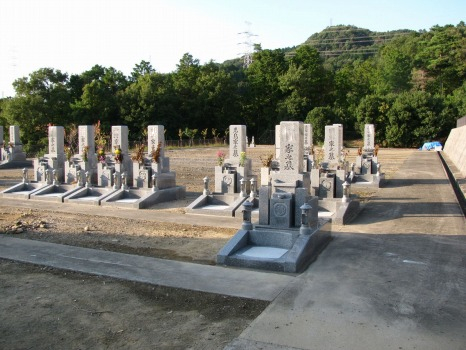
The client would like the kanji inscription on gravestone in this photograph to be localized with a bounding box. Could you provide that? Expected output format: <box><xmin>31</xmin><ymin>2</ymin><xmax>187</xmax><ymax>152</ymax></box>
<box><xmin>78</xmin><ymin>125</ymin><xmax>95</xmax><ymax>156</ymax></box>
<box><xmin>364</xmin><ymin>124</ymin><xmax>375</xmax><ymax>150</ymax></box>
<box><xmin>304</xmin><ymin>123</ymin><xmax>312</xmax><ymax>157</ymax></box>
<box><xmin>324</xmin><ymin>125</ymin><xmax>341</xmax><ymax>166</ymax></box>
<box><xmin>280</xmin><ymin>121</ymin><xmax>304</xmax><ymax>174</ymax></box>
<box><xmin>148</xmin><ymin>125</ymin><xmax>165</xmax><ymax>158</ymax></box>
<box><xmin>228</xmin><ymin>125</ymin><xmax>246</xmax><ymax>161</ymax></box>
<box><xmin>111</xmin><ymin>126</ymin><xmax>129</xmax><ymax>154</ymax></box>
<box><xmin>48</xmin><ymin>126</ymin><xmax>64</xmax><ymax>156</ymax></box>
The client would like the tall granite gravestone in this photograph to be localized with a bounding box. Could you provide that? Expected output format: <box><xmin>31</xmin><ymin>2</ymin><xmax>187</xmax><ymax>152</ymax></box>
<box><xmin>97</xmin><ymin>125</ymin><xmax>131</xmax><ymax>188</ymax></box>
<box><xmin>214</xmin><ymin>125</ymin><xmax>254</xmax><ymax>195</ymax></box>
<box><xmin>353</xmin><ymin>123</ymin><xmax>381</xmax><ymax>178</ymax></box>
<box><xmin>147</xmin><ymin>125</ymin><xmax>167</xmax><ymax>173</ymax></box>
<box><xmin>275</xmin><ymin>125</ymin><xmax>281</xmax><ymax>159</ymax></box>
<box><xmin>4</xmin><ymin>125</ymin><xmax>27</xmax><ymax>162</ymax></box>
<box><xmin>131</xmin><ymin>125</ymin><xmax>175</xmax><ymax>189</ymax></box>
<box><xmin>260</xmin><ymin>121</ymin><xmax>313</xmax><ymax>227</ymax></box>
<box><xmin>323</xmin><ymin>124</ymin><xmax>342</xmax><ymax>170</ymax></box>
<box><xmin>78</xmin><ymin>125</ymin><xmax>96</xmax><ymax>169</ymax></box>
<box><xmin>310</xmin><ymin>124</ymin><xmax>347</xmax><ymax>198</ymax></box>
<box><xmin>187</xmin><ymin>125</ymin><xmax>256</xmax><ymax>217</ymax></box>
<box><xmin>65</xmin><ymin>125</ymin><xmax>95</xmax><ymax>185</ymax></box>
<box><xmin>303</xmin><ymin>123</ymin><xmax>313</xmax><ymax>172</ymax></box>
<box><xmin>217</xmin><ymin>121</ymin><xmax>329</xmax><ymax>273</ymax></box>
<box><xmin>364</xmin><ymin>124</ymin><xmax>375</xmax><ymax>151</ymax></box>
<box><xmin>33</xmin><ymin>126</ymin><xmax>65</xmax><ymax>183</ymax></box>
<box><xmin>111</xmin><ymin>125</ymin><xmax>132</xmax><ymax>187</ymax></box>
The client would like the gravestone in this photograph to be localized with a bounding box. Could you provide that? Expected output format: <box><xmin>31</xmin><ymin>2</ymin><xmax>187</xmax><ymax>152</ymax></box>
<box><xmin>10</xmin><ymin>125</ymin><xmax>21</xmax><ymax>146</ymax></box>
<box><xmin>323</xmin><ymin>124</ymin><xmax>341</xmax><ymax>169</ymax></box>
<box><xmin>214</xmin><ymin>125</ymin><xmax>255</xmax><ymax>195</ymax></box>
<box><xmin>66</xmin><ymin>125</ymin><xmax>96</xmax><ymax>184</ymax></box>
<box><xmin>78</xmin><ymin>125</ymin><xmax>95</xmax><ymax>162</ymax></box>
<box><xmin>275</xmin><ymin>125</ymin><xmax>281</xmax><ymax>158</ymax></box>
<box><xmin>6</xmin><ymin>125</ymin><xmax>27</xmax><ymax>161</ymax></box>
<box><xmin>147</xmin><ymin>125</ymin><xmax>167</xmax><ymax>173</ymax></box>
<box><xmin>311</xmin><ymin>124</ymin><xmax>347</xmax><ymax>198</ymax></box>
<box><xmin>355</xmin><ymin>124</ymin><xmax>379</xmax><ymax>175</ymax></box>
<box><xmin>303</xmin><ymin>123</ymin><xmax>313</xmax><ymax>171</ymax></box>
<box><xmin>33</xmin><ymin>126</ymin><xmax>65</xmax><ymax>183</ymax></box>
<box><xmin>364</xmin><ymin>124</ymin><xmax>375</xmax><ymax>152</ymax></box>
<box><xmin>110</xmin><ymin>125</ymin><xmax>132</xmax><ymax>186</ymax></box>
<box><xmin>229</xmin><ymin>125</ymin><xmax>246</xmax><ymax>161</ymax></box>
<box><xmin>259</xmin><ymin>121</ymin><xmax>313</xmax><ymax>227</ymax></box>
<box><xmin>217</xmin><ymin>120</ymin><xmax>329</xmax><ymax>272</ymax></box>
<box><xmin>112</xmin><ymin>126</ymin><xmax>129</xmax><ymax>154</ymax></box>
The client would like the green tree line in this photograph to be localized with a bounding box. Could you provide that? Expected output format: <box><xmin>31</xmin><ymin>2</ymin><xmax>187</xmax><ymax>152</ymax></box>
<box><xmin>0</xmin><ymin>23</ymin><xmax>465</xmax><ymax>153</ymax></box>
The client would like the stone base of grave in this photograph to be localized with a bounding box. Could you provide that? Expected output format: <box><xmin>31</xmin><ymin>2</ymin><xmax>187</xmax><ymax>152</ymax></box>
<box><xmin>64</xmin><ymin>187</ymin><xmax>118</xmax><ymax>206</ymax></box>
<box><xmin>350</xmin><ymin>173</ymin><xmax>385</xmax><ymax>188</ymax></box>
<box><xmin>0</xmin><ymin>182</ymin><xmax>47</xmax><ymax>199</ymax></box>
<box><xmin>186</xmin><ymin>193</ymin><xmax>252</xmax><ymax>217</ymax></box>
<box><xmin>0</xmin><ymin>159</ymin><xmax>32</xmax><ymax>169</ymax></box>
<box><xmin>318</xmin><ymin>197</ymin><xmax>361</xmax><ymax>225</ymax></box>
<box><xmin>101</xmin><ymin>186</ymin><xmax>185</xmax><ymax>209</ymax></box>
<box><xmin>217</xmin><ymin>220</ymin><xmax>331</xmax><ymax>273</ymax></box>
<box><xmin>29</xmin><ymin>184</ymin><xmax>83</xmax><ymax>203</ymax></box>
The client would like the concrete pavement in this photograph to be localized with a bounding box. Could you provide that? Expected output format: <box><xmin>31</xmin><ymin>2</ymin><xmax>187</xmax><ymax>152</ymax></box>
<box><xmin>228</xmin><ymin>151</ymin><xmax>466</xmax><ymax>349</ymax></box>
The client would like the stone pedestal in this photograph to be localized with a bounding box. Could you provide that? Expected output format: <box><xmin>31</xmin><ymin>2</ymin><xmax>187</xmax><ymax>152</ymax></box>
<box><xmin>133</xmin><ymin>162</ymin><xmax>151</xmax><ymax>189</ymax></box>
<box><xmin>98</xmin><ymin>164</ymin><xmax>114</xmax><ymax>188</ymax></box>
<box><xmin>270</xmin><ymin>192</ymin><xmax>293</xmax><ymax>228</ymax></box>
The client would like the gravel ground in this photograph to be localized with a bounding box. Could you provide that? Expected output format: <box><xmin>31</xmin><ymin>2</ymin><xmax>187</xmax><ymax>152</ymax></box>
<box><xmin>0</xmin><ymin>145</ymin><xmax>415</xmax><ymax>349</ymax></box>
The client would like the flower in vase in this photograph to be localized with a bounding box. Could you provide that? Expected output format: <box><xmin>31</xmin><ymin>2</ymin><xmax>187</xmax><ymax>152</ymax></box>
<box><xmin>216</xmin><ymin>150</ymin><xmax>225</xmax><ymax>166</ymax></box>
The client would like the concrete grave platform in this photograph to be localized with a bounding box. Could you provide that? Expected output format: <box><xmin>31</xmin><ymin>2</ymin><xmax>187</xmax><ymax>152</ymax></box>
<box><xmin>100</xmin><ymin>186</ymin><xmax>186</xmax><ymax>209</ymax></box>
<box><xmin>217</xmin><ymin>220</ymin><xmax>332</xmax><ymax>273</ymax></box>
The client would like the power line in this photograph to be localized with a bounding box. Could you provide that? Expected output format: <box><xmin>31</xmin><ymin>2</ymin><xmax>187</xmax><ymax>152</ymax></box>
<box><xmin>305</xmin><ymin>32</ymin><xmax>413</xmax><ymax>44</ymax></box>
<box><xmin>238</xmin><ymin>21</ymin><xmax>258</xmax><ymax>68</ymax></box>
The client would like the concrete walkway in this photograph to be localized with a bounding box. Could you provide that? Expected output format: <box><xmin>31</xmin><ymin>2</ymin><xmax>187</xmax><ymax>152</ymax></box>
<box><xmin>228</xmin><ymin>151</ymin><xmax>466</xmax><ymax>350</ymax></box>
<box><xmin>1</xmin><ymin>151</ymin><xmax>465</xmax><ymax>349</ymax></box>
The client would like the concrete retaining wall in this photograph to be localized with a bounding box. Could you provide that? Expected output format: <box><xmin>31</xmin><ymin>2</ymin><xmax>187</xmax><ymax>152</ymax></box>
<box><xmin>457</xmin><ymin>116</ymin><xmax>466</xmax><ymax>128</ymax></box>
<box><xmin>444</xmin><ymin>125</ymin><xmax>466</xmax><ymax>177</ymax></box>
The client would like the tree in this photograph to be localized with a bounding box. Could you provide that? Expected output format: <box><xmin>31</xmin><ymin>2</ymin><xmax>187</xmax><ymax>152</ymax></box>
<box><xmin>172</xmin><ymin>53</ymin><xmax>202</xmax><ymax>128</ymax></box>
<box><xmin>374</xmin><ymin>44</ymin><xmax>413</xmax><ymax>94</ymax></box>
<box><xmin>3</xmin><ymin>68</ymin><xmax>72</xmax><ymax>153</ymax></box>
<box><xmin>244</xmin><ymin>49</ymin><xmax>287</xmax><ymax>135</ymax></box>
<box><xmin>71</xmin><ymin>66</ymin><xmax>128</xmax><ymax>130</ymax></box>
<box><xmin>277</xmin><ymin>46</ymin><xmax>330</xmax><ymax>120</ymax></box>
<box><xmin>416</xmin><ymin>23</ymin><xmax>466</xmax><ymax>94</ymax></box>
<box><xmin>385</xmin><ymin>91</ymin><xmax>446</xmax><ymax>147</ymax></box>
<box><xmin>305</xmin><ymin>106</ymin><xmax>339</xmax><ymax>143</ymax></box>
<box><xmin>130</xmin><ymin>60</ymin><xmax>155</xmax><ymax>81</ymax></box>
<box><xmin>195</xmin><ymin>62</ymin><xmax>240</xmax><ymax>130</ymax></box>
<box><xmin>120</xmin><ymin>72</ymin><xmax>179</xmax><ymax>139</ymax></box>
<box><xmin>355</xmin><ymin>94</ymin><xmax>392</xmax><ymax>145</ymax></box>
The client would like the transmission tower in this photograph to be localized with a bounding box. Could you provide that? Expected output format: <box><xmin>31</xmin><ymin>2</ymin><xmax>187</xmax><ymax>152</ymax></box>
<box><xmin>238</xmin><ymin>21</ymin><xmax>257</xmax><ymax>68</ymax></box>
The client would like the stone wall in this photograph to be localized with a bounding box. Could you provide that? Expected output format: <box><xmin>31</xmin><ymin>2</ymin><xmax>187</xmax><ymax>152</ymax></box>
<box><xmin>444</xmin><ymin>125</ymin><xmax>466</xmax><ymax>177</ymax></box>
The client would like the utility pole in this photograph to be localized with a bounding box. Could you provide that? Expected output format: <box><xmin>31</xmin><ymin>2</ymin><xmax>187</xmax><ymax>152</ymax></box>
<box><xmin>238</xmin><ymin>21</ymin><xmax>257</xmax><ymax>68</ymax></box>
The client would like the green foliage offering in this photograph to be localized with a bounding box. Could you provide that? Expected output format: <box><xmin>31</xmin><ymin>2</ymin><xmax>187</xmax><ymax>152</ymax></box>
<box><xmin>0</xmin><ymin>22</ymin><xmax>465</xmax><ymax>149</ymax></box>
<box><xmin>239</xmin><ymin>151</ymin><xmax>247</xmax><ymax>167</ymax></box>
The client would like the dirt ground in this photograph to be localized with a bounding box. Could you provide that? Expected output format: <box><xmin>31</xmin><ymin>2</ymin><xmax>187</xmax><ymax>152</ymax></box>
<box><xmin>0</xmin><ymin>145</ymin><xmax>415</xmax><ymax>349</ymax></box>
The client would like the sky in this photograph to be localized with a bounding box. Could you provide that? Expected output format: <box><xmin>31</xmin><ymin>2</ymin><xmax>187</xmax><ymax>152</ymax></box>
<box><xmin>1</xmin><ymin>0</ymin><xmax>465</xmax><ymax>98</ymax></box>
